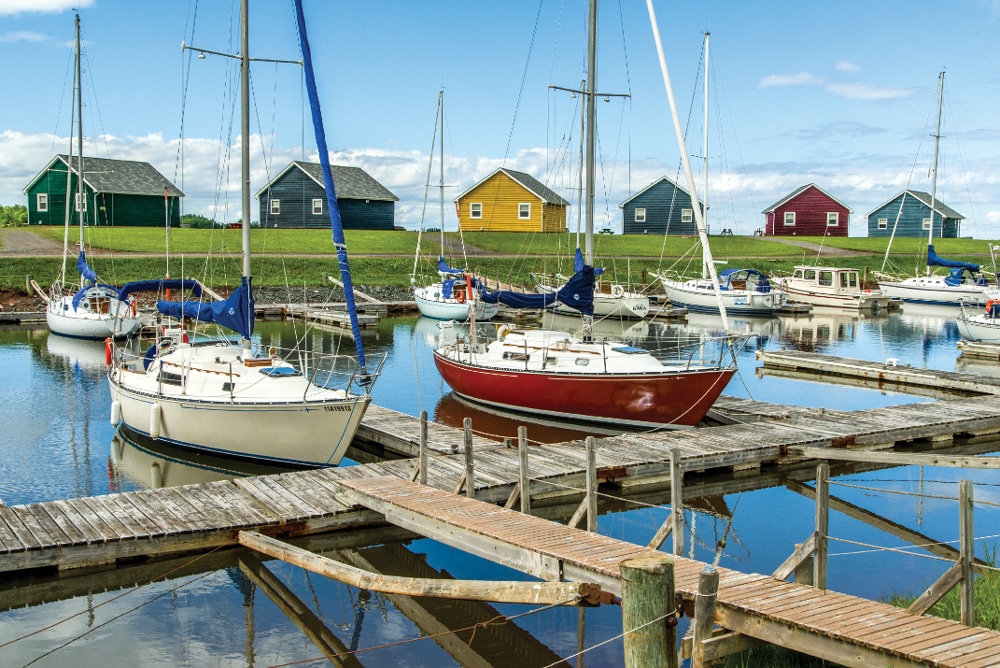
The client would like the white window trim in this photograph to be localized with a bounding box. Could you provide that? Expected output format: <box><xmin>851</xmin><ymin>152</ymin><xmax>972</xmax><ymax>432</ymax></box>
<box><xmin>74</xmin><ymin>192</ymin><xmax>87</xmax><ymax>212</ymax></box>
<box><xmin>681</xmin><ymin>208</ymin><xmax>693</xmax><ymax>223</ymax></box>
<box><xmin>784</xmin><ymin>211</ymin><xmax>795</xmax><ymax>226</ymax></box>
<box><xmin>469</xmin><ymin>202</ymin><xmax>482</xmax><ymax>219</ymax></box>
<box><xmin>36</xmin><ymin>193</ymin><xmax>48</xmax><ymax>212</ymax></box>
<box><xmin>270</xmin><ymin>199</ymin><xmax>280</xmax><ymax>215</ymax></box>
<box><xmin>827</xmin><ymin>212</ymin><xmax>839</xmax><ymax>227</ymax></box>
<box><xmin>922</xmin><ymin>217</ymin><xmax>932</xmax><ymax>230</ymax></box>
<box><xmin>312</xmin><ymin>198</ymin><xmax>323</xmax><ymax>215</ymax></box>
<box><xmin>878</xmin><ymin>217</ymin><xmax>888</xmax><ymax>229</ymax></box>
<box><xmin>635</xmin><ymin>207</ymin><xmax>646</xmax><ymax>223</ymax></box>
<box><xmin>518</xmin><ymin>202</ymin><xmax>531</xmax><ymax>219</ymax></box>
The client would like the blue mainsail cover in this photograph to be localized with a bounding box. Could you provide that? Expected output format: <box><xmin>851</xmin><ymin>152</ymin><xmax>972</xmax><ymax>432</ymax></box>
<box><xmin>481</xmin><ymin>264</ymin><xmax>595</xmax><ymax>316</ymax></box>
<box><xmin>156</xmin><ymin>276</ymin><xmax>254</xmax><ymax>340</ymax></box>
<box><xmin>76</xmin><ymin>251</ymin><xmax>98</xmax><ymax>286</ymax></box>
<box><xmin>573</xmin><ymin>247</ymin><xmax>604</xmax><ymax>276</ymax></box>
<box><xmin>118</xmin><ymin>278</ymin><xmax>203</xmax><ymax>302</ymax></box>
<box><xmin>928</xmin><ymin>244</ymin><xmax>979</xmax><ymax>272</ymax></box>
<box><xmin>438</xmin><ymin>257</ymin><xmax>465</xmax><ymax>275</ymax></box>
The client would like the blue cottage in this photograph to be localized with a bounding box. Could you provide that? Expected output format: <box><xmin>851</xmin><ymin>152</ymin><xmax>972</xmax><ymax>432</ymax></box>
<box><xmin>866</xmin><ymin>190</ymin><xmax>963</xmax><ymax>238</ymax></box>
<box><xmin>620</xmin><ymin>176</ymin><xmax>705</xmax><ymax>235</ymax></box>
<box><xmin>255</xmin><ymin>161</ymin><xmax>398</xmax><ymax>229</ymax></box>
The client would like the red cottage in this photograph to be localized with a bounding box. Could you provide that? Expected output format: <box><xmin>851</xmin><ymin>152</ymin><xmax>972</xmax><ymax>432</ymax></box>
<box><xmin>762</xmin><ymin>183</ymin><xmax>851</xmax><ymax>237</ymax></box>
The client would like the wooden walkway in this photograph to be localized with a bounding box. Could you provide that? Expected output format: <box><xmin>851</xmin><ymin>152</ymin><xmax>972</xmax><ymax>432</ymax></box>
<box><xmin>339</xmin><ymin>476</ymin><xmax>1000</xmax><ymax>668</ymax></box>
<box><xmin>758</xmin><ymin>349</ymin><xmax>1000</xmax><ymax>396</ymax></box>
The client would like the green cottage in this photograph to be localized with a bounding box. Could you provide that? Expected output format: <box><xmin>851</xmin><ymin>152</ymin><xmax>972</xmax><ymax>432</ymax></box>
<box><xmin>23</xmin><ymin>155</ymin><xmax>183</xmax><ymax>227</ymax></box>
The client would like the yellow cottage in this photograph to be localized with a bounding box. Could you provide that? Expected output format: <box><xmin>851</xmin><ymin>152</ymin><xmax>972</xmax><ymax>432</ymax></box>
<box><xmin>454</xmin><ymin>168</ymin><xmax>569</xmax><ymax>232</ymax></box>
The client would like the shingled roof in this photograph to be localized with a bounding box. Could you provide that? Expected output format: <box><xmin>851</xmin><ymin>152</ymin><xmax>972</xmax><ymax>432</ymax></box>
<box><xmin>23</xmin><ymin>155</ymin><xmax>183</xmax><ymax>197</ymax></box>
<box><xmin>255</xmin><ymin>161</ymin><xmax>398</xmax><ymax>201</ymax></box>
<box><xmin>455</xmin><ymin>167</ymin><xmax>570</xmax><ymax>206</ymax></box>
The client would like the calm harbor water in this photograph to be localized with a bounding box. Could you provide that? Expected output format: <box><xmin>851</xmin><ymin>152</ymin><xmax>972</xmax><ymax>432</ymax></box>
<box><xmin>1</xmin><ymin>305</ymin><xmax>999</xmax><ymax>667</ymax></box>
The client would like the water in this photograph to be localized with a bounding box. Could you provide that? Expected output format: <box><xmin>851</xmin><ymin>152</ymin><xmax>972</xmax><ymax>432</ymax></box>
<box><xmin>1</xmin><ymin>305</ymin><xmax>999</xmax><ymax>667</ymax></box>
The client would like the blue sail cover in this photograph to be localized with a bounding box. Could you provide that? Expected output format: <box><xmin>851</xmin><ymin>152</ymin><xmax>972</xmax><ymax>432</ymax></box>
<box><xmin>481</xmin><ymin>264</ymin><xmax>595</xmax><ymax>316</ymax></box>
<box><xmin>118</xmin><ymin>278</ymin><xmax>203</xmax><ymax>302</ymax></box>
<box><xmin>76</xmin><ymin>251</ymin><xmax>98</xmax><ymax>286</ymax></box>
<box><xmin>294</xmin><ymin>0</ymin><xmax>366</xmax><ymax>370</ymax></box>
<box><xmin>928</xmin><ymin>244</ymin><xmax>979</xmax><ymax>272</ymax></box>
<box><xmin>438</xmin><ymin>257</ymin><xmax>465</xmax><ymax>275</ymax></box>
<box><xmin>572</xmin><ymin>247</ymin><xmax>604</xmax><ymax>276</ymax></box>
<box><xmin>719</xmin><ymin>268</ymin><xmax>772</xmax><ymax>293</ymax></box>
<box><xmin>156</xmin><ymin>276</ymin><xmax>254</xmax><ymax>340</ymax></box>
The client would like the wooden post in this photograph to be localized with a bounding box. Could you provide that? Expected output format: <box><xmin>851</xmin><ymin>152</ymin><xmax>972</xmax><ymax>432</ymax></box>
<box><xmin>518</xmin><ymin>426</ymin><xmax>530</xmax><ymax>515</ymax></box>
<box><xmin>670</xmin><ymin>447</ymin><xmax>683</xmax><ymax>556</ymax></box>
<box><xmin>464</xmin><ymin>418</ymin><xmax>475</xmax><ymax>498</ymax></box>
<box><xmin>418</xmin><ymin>410</ymin><xmax>428</xmax><ymax>485</ymax></box>
<box><xmin>691</xmin><ymin>566</ymin><xmax>719</xmax><ymax>668</ymax></box>
<box><xmin>586</xmin><ymin>436</ymin><xmax>598</xmax><ymax>533</ymax></box>
<box><xmin>814</xmin><ymin>462</ymin><xmax>829</xmax><ymax>591</ymax></box>
<box><xmin>960</xmin><ymin>479</ymin><xmax>975</xmax><ymax>626</ymax></box>
<box><xmin>621</xmin><ymin>556</ymin><xmax>676</xmax><ymax>668</ymax></box>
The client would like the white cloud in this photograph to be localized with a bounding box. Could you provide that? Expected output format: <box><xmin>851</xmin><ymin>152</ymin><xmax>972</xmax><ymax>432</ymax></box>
<box><xmin>825</xmin><ymin>82</ymin><xmax>917</xmax><ymax>100</ymax></box>
<box><xmin>0</xmin><ymin>0</ymin><xmax>92</xmax><ymax>16</ymax></box>
<box><xmin>835</xmin><ymin>61</ymin><xmax>861</xmax><ymax>73</ymax></box>
<box><xmin>759</xmin><ymin>72</ymin><xmax>827</xmax><ymax>88</ymax></box>
<box><xmin>0</xmin><ymin>30</ymin><xmax>48</xmax><ymax>43</ymax></box>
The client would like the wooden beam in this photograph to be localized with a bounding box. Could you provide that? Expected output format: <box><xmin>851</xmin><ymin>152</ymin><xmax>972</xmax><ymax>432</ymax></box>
<box><xmin>646</xmin><ymin>510</ymin><xmax>675</xmax><ymax>550</ymax></box>
<box><xmin>771</xmin><ymin>535</ymin><xmax>816</xmax><ymax>582</ymax></box>
<box><xmin>690</xmin><ymin>566</ymin><xmax>719</xmax><ymax>668</ymax></box>
<box><xmin>960</xmin><ymin>480</ymin><xmax>975</xmax><ymax>626</ymax></box>
<box><xmin>908</xmin><ymin>562</ymin><xmax>963</xmax><ymax>616</ymax></box>
<box><xmin>789</xmin><ymin>446</ymin><xmax>1000</xmax><ymax>469</ymax></box>
<box><xmin>670</xmin><ymin>447</ymin><xmax>683</xmax><ymax>556</ymax></box>
<box><xmin>815</xmin><ymin>463</ymin><xmax>829</xmax><ymax>591</ymax></box>
<box><xmin>238</xmin><ymin>530</ymin><xmax>601</xmax><ymax>606</ymax></box>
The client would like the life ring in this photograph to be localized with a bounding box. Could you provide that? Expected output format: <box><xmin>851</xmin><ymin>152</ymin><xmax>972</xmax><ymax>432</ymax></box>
<box><xmin>497</xmin><ymin>324</ymin><xmax>511</xmax><ymax>339</ymax></box>
<box><xmin>611</xmin><ymin>284</ymin><xmax>625</xmax><ymax>298</ymax></box>
<box><xmin>454</xmin><ymin>290</ymin><xmax>466</xmax><ymax>303</ymax></box>
<box><xmin>104</xmin><ymin>337</ymin><xmax>112</xmax><ymax>366</ymax></box>
<box><xmin>986</xmin><ymin>299</ymin><xmax>1000</xmax><ymax>318</ymax></box>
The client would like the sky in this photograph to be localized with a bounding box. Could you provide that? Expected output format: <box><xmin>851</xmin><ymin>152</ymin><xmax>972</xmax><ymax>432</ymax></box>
<box><xmin>1</xmin><ymin>0</ymin><xmax>1000</xmax><ymax>238</ymax></box>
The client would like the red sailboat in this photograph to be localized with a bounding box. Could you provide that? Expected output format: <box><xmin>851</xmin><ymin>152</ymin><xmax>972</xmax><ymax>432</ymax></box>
<box><xmin>433</xmin><ymin>0</ymin><xmax>738</xmax><ymax>430</ymax></box>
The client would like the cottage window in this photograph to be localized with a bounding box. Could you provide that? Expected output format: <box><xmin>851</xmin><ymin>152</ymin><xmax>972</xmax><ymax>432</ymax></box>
<box><xmin>270</xmin><ymin>199</ymin><xmax>281</xmax><ymax>215</ymax></box>
<box><xmin>681</xmin><ymin>209</ymin><xmax>693</xmax><ymax>223</ymax></box>
<box><xmin>635</xmin><ymin>208</ymin><xmax>646</xmax><ymax>223</ymax></box>
<box><xmin>784</xmin><ymin>211</ymin><xmax>795</xmax><ymax>226</ymax></box>
<box><xmin>312</xmin><ymin>198</ymin><xmax>323</xmax><ymax>215</ymax></box>
<box><xmin>36</xmin><ymin>193</ymin><xmax>48</xmax><ymax>212</ymax></box>
<box><xmin>470</xmin><ymin>203</ymin><xmax>482</xmax><ymax>219</ymax></box>
<box><xmin>518</xmin><ymin>203</ymin><xmax>531</xmax><ymax>219</ymax></box>
<box><xmin>922</xmin><ymin>217</ymin><xmax>932</xmax><ymax>231</ymax></box>
<box><xmin>74</xmin><ymin>193</ymin><xmax>87</xmax><ymax>212</ymax></box>
<box><xmin>827</xmin><ymin>212</ymin><xmax>838</xmax><ymax>227</ymax></box>
<box><xmin>878</xmin><ymin>217</ymin><xmax>888</xmax><ymax>230</ymax></box>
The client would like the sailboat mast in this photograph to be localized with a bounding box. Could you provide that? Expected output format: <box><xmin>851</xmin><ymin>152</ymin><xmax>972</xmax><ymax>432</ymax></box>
<box><xmin>926</xmin><ymin>70</ymin><xmax>944</xmax><ymax>276</ymax></box>
<box><xmin>439</xmin><ymin>90</ymin><xmax>445</xmax><ymax>254</ymax></box>
<box><xmin>584</xmin><ymin>0</ymin><xmax>597</xmax><ymax>266</ymax></box>
<box><xmin>239</xmin><ymin>0</ymin><xmax>251</xmax><ymax>353</ymax></box>
<box><xmin>701</xmin><ymin>32</ymin><xmax>710</xmax><ymax>279</ymax></box>
<box><xmin>75</xmin><ymin>13</ymin><xmax>85</xmax><ymax>273</ymax></box>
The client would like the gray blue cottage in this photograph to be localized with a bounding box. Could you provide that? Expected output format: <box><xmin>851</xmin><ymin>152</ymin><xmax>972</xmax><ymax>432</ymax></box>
<box><xmin>866</xmin><ymin>190</ymin><xmax>963</xmax><ymax>238</ymax></box>
<box><xmin>255</xmin><ymin>161</ymin><xmax>398</xmax><ymax>229</ymax></box>
<box><xmin>619</xmin><ymin>176</ymin><xmax>705</xmax><ymax>235</ymax></box>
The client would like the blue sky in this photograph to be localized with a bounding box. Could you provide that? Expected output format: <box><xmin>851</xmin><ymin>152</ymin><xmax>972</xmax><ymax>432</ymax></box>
<box><xmin>2</xmin><ymin>0</ymin><xmax>1000</xmax><ymax>238</ymax></box>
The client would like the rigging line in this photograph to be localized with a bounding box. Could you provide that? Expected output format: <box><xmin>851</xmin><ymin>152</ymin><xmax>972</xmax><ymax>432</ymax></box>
<box><xmin>501</xmin><ymin>0</ymin><xmax>545</xmax><ymax>164</ymax></box>
<box><xmin>541</xmin><ymin>610</ymin><xmax>676</xmax><ymax>668</ymax></box>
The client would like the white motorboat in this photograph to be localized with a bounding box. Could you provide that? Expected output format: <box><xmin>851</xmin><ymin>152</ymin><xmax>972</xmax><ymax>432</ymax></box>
<box><xmin>778</xmin><ymin>266</ymin><xmax>891</xmax><ymax>311</ymax></box>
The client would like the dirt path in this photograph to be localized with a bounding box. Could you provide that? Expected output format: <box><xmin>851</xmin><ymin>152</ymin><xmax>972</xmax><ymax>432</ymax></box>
<box><xmin>0</xmin><ymin>229</ymin><xmax>67</xmax><ymax>256</ymax></box>
<box><xmin>763</xmin><ymin>236</ymin><xmax>860</xmax><ymax>257</ymax></box>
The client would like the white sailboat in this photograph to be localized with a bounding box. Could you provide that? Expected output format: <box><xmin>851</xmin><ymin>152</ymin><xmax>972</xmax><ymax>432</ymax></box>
<box><xmin>432</xmin><ymin>0</ymin><xmax>737</xmax><ymax>430</ymax></box>
<box><xmin>412</xmin><ymin>91</ymin><xmax>499</xmax><ymax>321</ymax></box>
<box><xmin>877</xmin><ymin>72</ymin><xmax>992</xmax><ymax>307</ymax></box>
<box><xmin>108</xmin><ymin>0</ymin><xmax>382</xmax><ymax>467</ymax></box>
<box><xmin>46</xmin><ymin>15</ymin><xmax>140</xmax><ymax>341</ymax></box>
<box><xmin>653</xmin><ymin>33</ymin><xmax>787</xmax><ymax>317</ymax></box>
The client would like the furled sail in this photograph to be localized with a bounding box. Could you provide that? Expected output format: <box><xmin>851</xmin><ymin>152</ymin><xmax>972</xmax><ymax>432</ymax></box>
<box><xmin>927</xmin><ymin>244</ymin><xmax>979</xmax><ymax>272</ymax></box>
<box><xmin>156</xmin><ymin>276</ymin><xmax>254</xmax><ymax>340</ymax></box>
<box><xmin>481</xmin><ymin>264</ymin><xmax>595</xmax><ymax>315</ymax></box>
<box><xmin>76</xmin><ymin>250</ymin><xmax>98</xmax><ymax>285</ymax></box>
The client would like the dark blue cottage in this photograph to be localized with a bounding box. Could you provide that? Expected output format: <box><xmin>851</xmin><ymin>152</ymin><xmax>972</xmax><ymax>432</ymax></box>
<box><xmin>256</xmin><ymin>161</ymin><xmax>398</xmax><ymax>229</ymax></box>
<box><xmin>866</xmin><ymin>190</ymin><xmax>963</xmax><ymax>238</ymax></box>
<box><xmin>619</xmin><ymin>176</ymin><xmax>705</xmax><ymax>235</ymax></box>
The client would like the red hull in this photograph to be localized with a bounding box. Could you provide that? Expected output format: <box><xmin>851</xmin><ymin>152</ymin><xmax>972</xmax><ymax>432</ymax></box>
<box><xmin>433</xmin><ymin>351</ymin><xmax>735</xmax><ymax>429</ymax></box>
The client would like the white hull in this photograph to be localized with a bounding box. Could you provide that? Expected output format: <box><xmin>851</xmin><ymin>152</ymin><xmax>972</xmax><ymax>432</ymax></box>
<box><xmin>957</xmin><ymin>313</ymin><xmax>1000</xmax><ymax>343</ymax></box>
<box><xmin>414</xmin><ymin>284</ymin><xmax>500</xmax><ymax>320</ymax></box>
<box><xmin>536</xmin><ymin>282</ymin><xmax>650</xmax><ymax>319</ymax></box>
<box><xmin>47</xmin><ymin>289</ymin><xmax>140</xmax><ymax>340</ymax></box>
<box><xmin>878</xmin><ymin>277</ymin><xmax>989</xmax><ymax>307</ymax></box>
<box><xmin>779</xmin><ymin>267</ymin><xmax>890</xmax><ymax>311</ymax></box>
<box><xmin>660</xmin><ymin>278</ymin><xmax>786</xmax><ymax>316</ymax></box>
<box><xmin>108</xmin><ymin>340</ymin><xmax>371</xmax><ymax>467</ymax></box>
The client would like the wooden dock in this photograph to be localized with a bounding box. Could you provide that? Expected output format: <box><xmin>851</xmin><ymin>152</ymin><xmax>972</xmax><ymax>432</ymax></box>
<box><xmin>339</xmin><ymin>476</ymin><xmax>1000</xmax><ymax>668</ymax></box>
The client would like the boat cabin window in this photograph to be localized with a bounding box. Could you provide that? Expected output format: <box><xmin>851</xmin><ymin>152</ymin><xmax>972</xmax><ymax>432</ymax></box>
<box><xmin>159</xmin><ymin>371</ymin><xmax>183</xmax><ymax>386</ymax></box>
<box><xmin>793</xmin><ymin>269</ymin><xmax>804</xmax><ymax>279</ymax></box>
<box><xmin>818</xmin><ymin>271</ymin><xmax>833</xmax><ymax>287</ymax></box>
<box><xmin>470</xmin><ymin>203</ymin><xmax>482</xmax><ymax>219</ymax></box>
<box><xmin>803</xmin><ymin>269</ymin><xmax>816</xmax><ymax>281</ymax></box>
<box><xmin>827</xmin><ymin>212</ymin><xmax>839</xmax><ymax>227</ymax></box>
<box><xmin>841</xmin><ymin>272</ymin><xmax>857</xmax><ymax>288</ymax></box>
<box><xmin>36</xmin><ymin>193</ymin><xmax>48</xmax><ymax>212</ymax></box>
<box><xmin>681</xmin><ymin>209</ymin><xmax>693</xmax><ymax>223</ymax></box>
<box><xmin>502</xmin><ymin>351</ymin><xmax>529</xmax><ymax>362</ymax></box>
<box><xmin>518</xmin><ymin>203</ymin><xmax>531</xmax><ymax>219</ymax></box>
<box><xmin>312</xmin><ymin>198</ymin><xmax>323</xmax><ymax>215</ymax></box>
<box><xmin>574</xmin><ymin>358</ymin><xmax>590</xmax><ymax>367</ymax></box>
<box><xmin>635</xmin><ymin>208</ymin><xmax>646</xmax><ymax>223</ymax></box>
<box><xmin>270</xmin><ymin>199</ymin><xmax>280</xmax><ymax>215</ymax></box>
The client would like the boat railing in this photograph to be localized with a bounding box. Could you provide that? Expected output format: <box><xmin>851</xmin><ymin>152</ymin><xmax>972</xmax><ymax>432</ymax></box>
<box><xmin>297</xmin><ymin>349</ymin><xmax>386</xmax><ymax>398</ymax></box>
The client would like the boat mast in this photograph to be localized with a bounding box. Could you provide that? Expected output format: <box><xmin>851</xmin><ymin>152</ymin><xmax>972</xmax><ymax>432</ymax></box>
<box><xmin>584</xmin><ymin>0</ymin><xmax>597</xmax><ymax>267</ymax></box>
<box><xmin>701</xmin><ymin>32</ymin><xmax>710</xmax><ymax>279</ymax></box>
<box><xmin>75</xmin><ymin>13</ymin><xmax>85</xmax><ymax>284</ymax></box>
<box><xmin>439</xmin><ymin>90</ymin><xmax>445</xmax><ymax>259</ymax></box>
<box><xmin>926</xmin><ymin>70</ymin><xmax>944</xmax><ymax>276</ymax></box>
<box><xmin>239</xmin><ymin>0</ymin><xmax>252</xmax><ymax>356</ymax></box>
